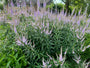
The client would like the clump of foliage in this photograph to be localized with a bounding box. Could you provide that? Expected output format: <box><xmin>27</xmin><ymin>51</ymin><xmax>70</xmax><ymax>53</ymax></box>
<box><xmin>0</xmin><ymin>23</ymin><xmax>27</xmax><ymax>68</ymax></box>
<box><xmin>0</xmin><ymin>3</ymin><xmax>3</xmax><ymax>10</ymax></box>
<box><xmin>6</xmin><ymin>15</ymin><xmax>12</xmax><ymax>20</ymax></box>
<box><xmin>81</xmin><ymin>33</ymin><xmax>90</xmax><ymax>61</ymax></box>
<box><xmin>84</xmin><ymin>33</ymin><xmax>90</xmax><ymax>46</ymax></box>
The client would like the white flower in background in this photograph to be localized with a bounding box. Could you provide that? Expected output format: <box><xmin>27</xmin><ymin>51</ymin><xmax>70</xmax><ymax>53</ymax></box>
<box><xmin>59</xmin><ymin>47</ymin><xmax>64</xmax><ymax>62</ymax></box>
<box><xmin>42</xmin><ymin>58</ymin><xmax>51</xmax><ymax>68</ymax></box>
<box><xmin>81</xmin><ymin>45</ymin><xmax>90</xmax><ymax>52</ymax></box>
<box><xmin>16</xmin><ymin>39</ymin><xmax>22</xmax><ymax>46</ymax></box>
<box><xmin>78</xmin><ymin>60</ymin><xmax>90</xmax><ymax>68</ymax></box>
<box><xmin>0</xmin><ymin>0</ymin><xmax>5</xmax><ymax>4</ymax></box>
<box><xmin>58</xmin><ymin>47</ymin><xmax>67</xmax><ymax>65</ymax></box>
<box><xmin>86</xmin><ymin>45</ymin><xmax>90</xmax><ymax>49</ymax></box>
<box><xmin>53</xmin><ymin>59</ymin><xmax>59</xmax><ymax>66</ymax></box>
<box><xmin>22</xmin><ymin>36</ymin><xmax>27</xmax><ymax>44</ymax></box>
<box><xmin>85</xmin><ymin>62</ymin><xmax>90</xmax><ymax>68</ymax></box>
<box><xmin>73</xmin><ymin>54</ymin><xmax>81</xmax><ymax>64</ymax></box>
<box><xmin>72</xmin><ymin>50</ymin><xmax>75</xmax><ymax>54</ymax></box>
<box><xmin>49</xmin><ymin>47</ymin><xmax>67</xmax><ymax>66</ymax></box>
<box><xmin>16</xmin><ymin>36</ymin><xmax>27</xmax><ymax>46</ymax></box>
<box><xmin>45</xmin><ymin>29</ymin><xmax>52</xmax><ymax>35</ymax></box>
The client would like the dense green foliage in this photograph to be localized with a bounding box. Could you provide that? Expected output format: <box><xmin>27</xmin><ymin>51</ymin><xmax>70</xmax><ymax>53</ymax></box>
<box><xmin>0</xmin><ymin>3</ymin><xmax>3</xmax><ymax>10</ymax></box>
<box><xmin>1</xmin><ymin>14</ymin><xmax>89</xmax><ymax>67</ymax></box>
<box><xmin>85</xmin><ymin>33</ymin><xmax>90</xmax><ymax>46</ymax></box>
<box><xmin>0</xmin><ymin>23</ymin><xmax>27</xmax><ymax>68</ymax></box>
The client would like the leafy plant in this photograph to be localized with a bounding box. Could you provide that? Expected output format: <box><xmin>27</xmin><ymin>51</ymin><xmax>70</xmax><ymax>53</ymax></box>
<box><xmin>81</xmin><ymin>33</ymin><xmax>90</xmax><ymax>61</ymax></box>
<box><xmin>0</xmin><ymin>23</ymin><xmax>27</xmax><ymax>68</ymax></box>
<box><xmin>0</xmin><ymin>3</ymin><xmax>3</xmax><ymax>10</ymax></box>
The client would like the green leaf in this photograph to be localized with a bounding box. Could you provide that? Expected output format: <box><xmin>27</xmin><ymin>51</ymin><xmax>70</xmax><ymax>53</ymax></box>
<box><xmin>6</xmin><ymin>61</ymin><xmax>11</xmax><ymax>68</ymax></box>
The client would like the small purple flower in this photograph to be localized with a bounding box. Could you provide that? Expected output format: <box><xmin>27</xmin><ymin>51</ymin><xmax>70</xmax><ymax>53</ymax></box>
<box><xmin>34</xmin><ymin>12</ymin><xmax>37</xmax><ymax>17</ymax></box>
<box><xmin>71</xmin><ymin>8</ymin><xmax>75</xmax><ymax>16</ymax></box>
<box><xmin>43</xmin><ymin>0</ymin><xmax>46</xmax><ymax>8</ymax></box>
<box><xmin>51</xmin><ymin>9</ymin><xmax>53</xmax><ymax>14</ymax></box>
<box><xmin>11</xmin><ymin>0</ymin><xmax>14</xmax><ymax>7</ymax></box>
<box><xmin>42</xmin><ymin>22</ymin><xmax>44</xmax><ymax>27</ymax></box>
<box><xmin>16</xmin><ymin>40</ymin><xmax>22</xmax><ymax>46</ymax></box>
<box><xmin>86</xmin><ymin>23</ymin><xmax>89</xmax><ymax>28</ymax></box>
<box><xmin>60</xmin><ymin>8</ymin><xmax>64</xmax><ymax>15</ymax></box>
<box><xmin>17</xmin><ymin>2</ymin><xmax>20</xmax><ymax>7</ymax></box>
<box><xmin>37</xmin><ymin>0</ymin><xmax>40</xmax><ymax>11</ymax></box>
<box><xmin>11</xmin><ymin>8</ymin><xmax>13</xmax><ymax>15</ymax></box>
<box><xmin>22</xmin><ymin>36</ymin><xmax>27</xmax><ymax>44</ymax></box>
<box><xmin>82</xmin><ymin>27</ymin><xmax>86</xmax><ymax>33</ymax></box>
<box><xmin>24</xmin><ymin>0</ymin><xmax>26</xmax><ymax>7</ymax></box>
<box><xmin>30</xmin><ymin>1</ymin><xmax>32</xmax><ymax>7</ymax></box>
<box><xmin>64</xmin><ymin>11</ymin><xmax>67</xmax><ymax>16</ymax></box>
<box><xmin>37</xmin><ymin>11</ymin><xmax>40</xmax><ymax>15</ymax></box>
<box><xmin>58</xmin><ymin>15</ymin><xmax>61</xmax><ymax>21</ymax></box>
<box><xmin>77</xmin><ymin>20</ymin><xmax>80</xmax><ymax>26</ymax></box>
<box><xmin>87</xmin><ymin>19</ymin><xmax>90</xmax><ymax>23</ymax></box>
<box><xmin>73</xmin><ymin>13</ymin><xmax>76</xmax><ymax>19</ymax></box>
<box><xmin>78</xmin><ymin>8</ymin><xmax>81</xmax><ymax>15</ymax></box>
<box><xmin>15</xmin><ymin>20</ymin><xmax>18</xmax><ymax>25</ymax></box>
<box><xmin>14</xmin><ymin>26</ymin><xmax>17</xmax><ymax>34</ymax></box>
<box><xmin>40</xmin><ymin>13</ymin><xmax>43</xmax><ymax>19</ymax></box>
<box><xmin>88</xmin><ymin>14</ymin><xmax>90</xmax><ymax>17</ymax></box>
<box><xmin>46</xmin><ymin>23</ymin><xmax>49</xmax><ymax>27</ymax></box>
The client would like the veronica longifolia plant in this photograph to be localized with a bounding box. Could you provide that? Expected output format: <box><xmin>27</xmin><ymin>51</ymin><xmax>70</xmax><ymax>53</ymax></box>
<box><xmin>0</xmin><ymin>0</ymin><xmax>90</xmax><ymax>67</ymax></box>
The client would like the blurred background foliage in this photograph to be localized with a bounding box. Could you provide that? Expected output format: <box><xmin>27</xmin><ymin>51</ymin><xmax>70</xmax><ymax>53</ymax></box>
<box><xmin>0</xmin><ymin>0</ymin><xmax>90</xmax><ymax>15</ymax></box>
<box><xmin>48</xmin><ymin>0</ymin><xmax>90</xmax><ymax>15</ymax></box>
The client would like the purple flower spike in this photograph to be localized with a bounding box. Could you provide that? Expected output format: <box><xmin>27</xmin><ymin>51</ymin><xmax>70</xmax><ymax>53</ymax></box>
<box><xmin>71</xmin><ymin>8</ymin><xmax>75</xmax><ymax>16</ymax></box>
<box><xmin>88</xmin><ymin>14</ymin><xmax>90</xmax><ymax>17</ymax></box>
<box><xmin>51</xmin><ymin>9</ymin><xmax>53</xmax><ymax>14</ymax></box>
<box><xmin>15</xmin><ymin>20</ymin><xmax>18</xmax><ymax>25</ymax></box>
<box><xmin>47</xmin><ymin>23</ymin><xmax>49</xmax><ymax>27</ymax></box>
<box><xmin>24</xmin><ymin>0</ymin><xmax>26</xmax><ymax>7</ymax></box>
<box><xmin>14</xmin><ymin>26</ymin><xmax>17</xmax><ymax>34</ymax></box>
<box><xmin>59</xmin><ymin>16</ymin><xmax>61</xmax><ymax>21</ymax></box>
<box><xmin>78</xmin><ymin>8</ymin><xmax>81</xmax><ymax>15</ymax></box>
<box><xmin>73</xmin><ymin>13</ymin><xmax>76</xmax><ymax>19</ymax></box>
<box><xmin>17</xmin><ymin>3</ymin><xmax>20</xmax><ymax>7</ymax></box>
<box><xmin>30</xmin><ymin>1</ymin><xmax>32</xmax><ymax>7</ymax></box>
<box><xmin>34</xmin><ymin>12</ymin><xmax>37</xmax><ymax>17</ymax></box>
<box><xmin>11</xmin><ymin>8</ymin><xmax>13</xmax><ymax>15</ymax></box>
<box><xmin>43</xmin><ymin>0</ymin><xmax>46</xmax><ymax>8</ymax></box>
<box><xmin>82</xmin><ymin>27</ymin><xmax>86</xmax><ymax>33</ymax></box>
<box><xmin>11</xmin><ymin>0</ymin><xmax>14</xmax><ymax>7</ymax></box>
<box><xmin>37</xmin><ymin>11</ymin><xmax>40</xmax><ymax>15</ymax></box>
<box><xmin>77</xmin><ymin>20</ymin><xmax>80</xmax><ymax>26</ymax></box>
<box><xmin>37</xmin><ymin>0</ymin><xmax>40</xmax><ymax>11</ymax></box>
<box><xmin>86</xmin><ymin>22</ymin><xmax>89</xmax><ymax>28</ymax></box>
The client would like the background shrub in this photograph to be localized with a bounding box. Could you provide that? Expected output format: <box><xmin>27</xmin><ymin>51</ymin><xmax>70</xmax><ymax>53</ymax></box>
<box><xmin>46</xmin><ymin>3</ymin><xmax>76</xmax><ymax>15</ymax></box>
